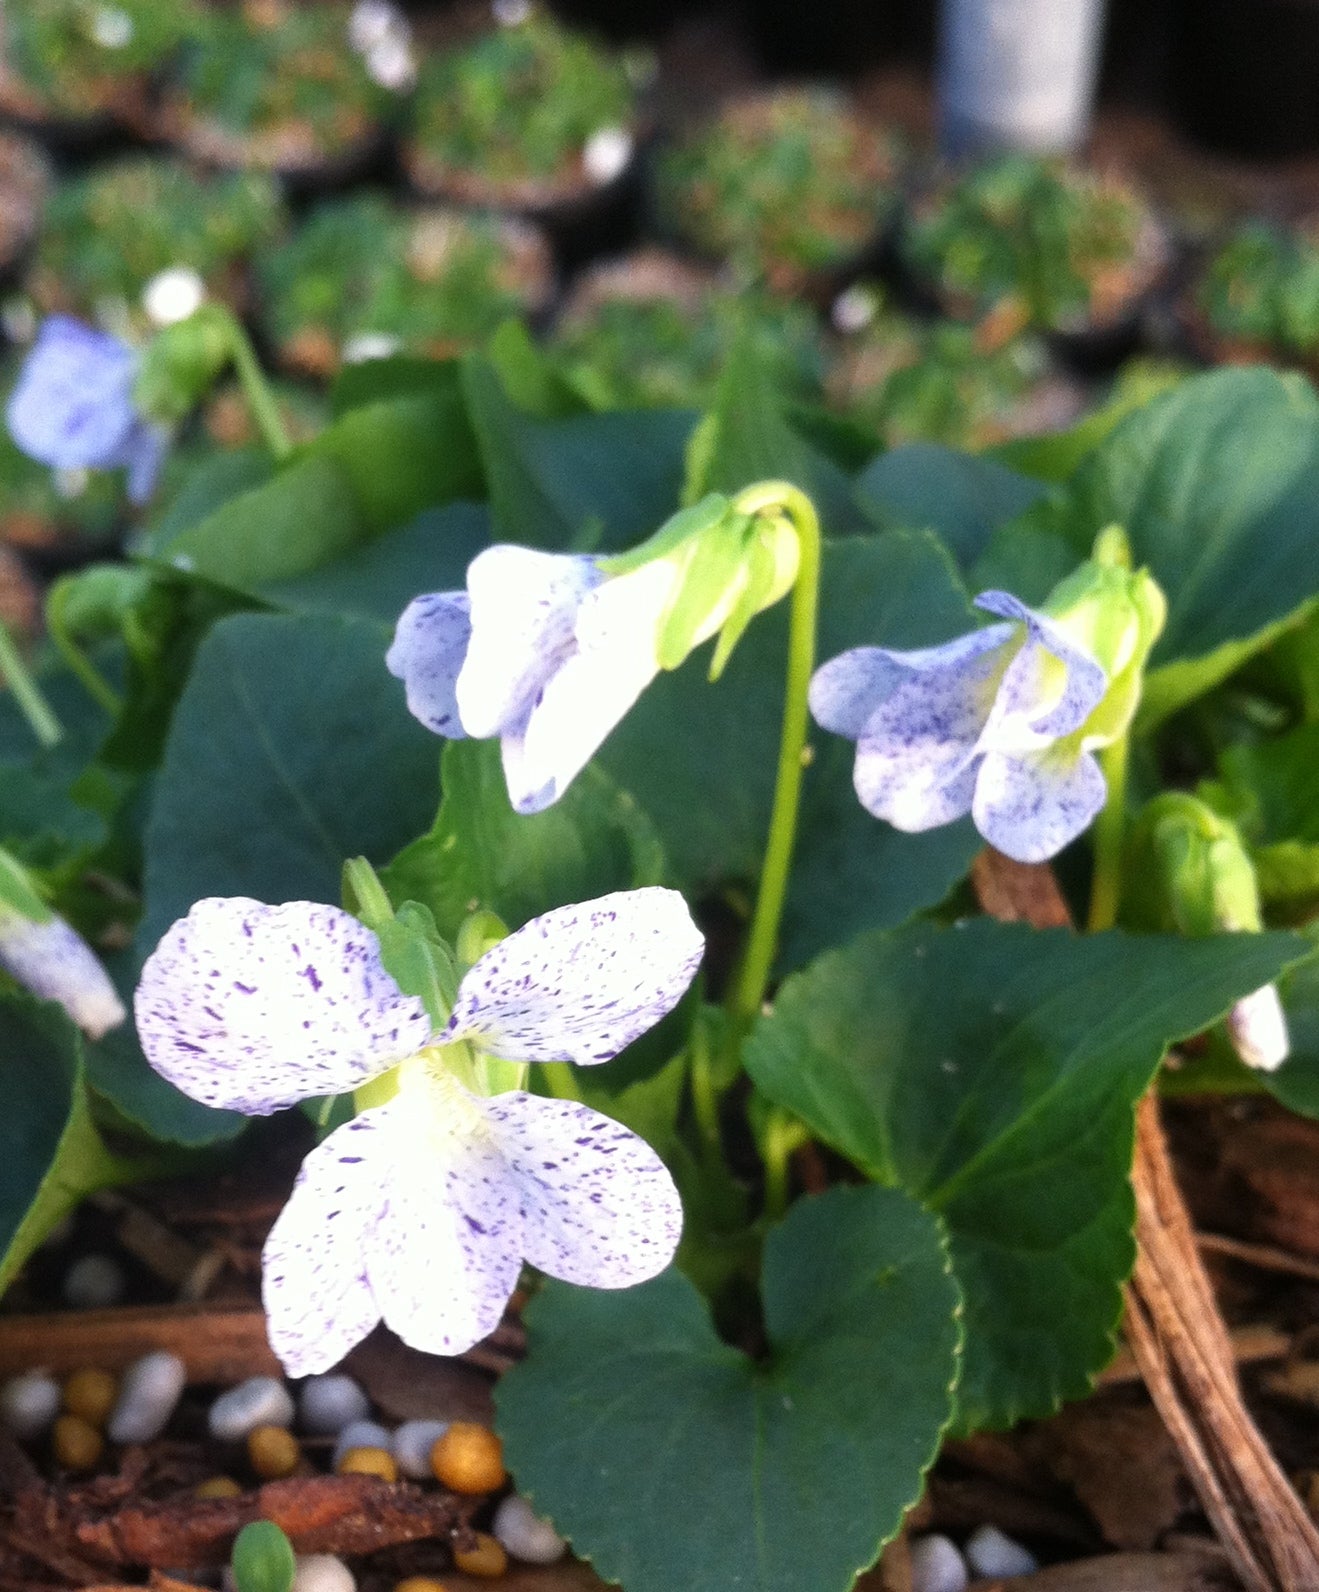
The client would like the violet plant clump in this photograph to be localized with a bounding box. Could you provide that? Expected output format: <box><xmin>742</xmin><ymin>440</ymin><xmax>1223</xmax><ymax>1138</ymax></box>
<box><xmin>134</xmin><ymin>886</ymin><xmax>702</xmax><ymax>1373</ymax></box>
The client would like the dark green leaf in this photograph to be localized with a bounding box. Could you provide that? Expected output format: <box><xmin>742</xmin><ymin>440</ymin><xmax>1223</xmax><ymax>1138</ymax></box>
<box><xmin>743</xmin><ymin>918</ymin><xmax>1309</xmax><ymax>1429</ymax></box>
<box><xmin>497</xmin><ymin>1186</ymin><xmax>960</xmax><ymax>1592</ymax></box>
<box><xmin>263</xmin><ymin>503</ymin><xmax>490</xmax><ymax>626</ymax></box>
<box><xmin>463</xmin><ymin>355</ymin><xmax>693</xmax><ymax>551</ymax></box>
<box><xmin>855</xmin><ymin>442</ymin><xmax>1048</xmax><ymax>569</ymax></box>
<box><xmin>383</xmin><ymin>737</ymin><xmax>663</xmax><ymax>942</ymax></box>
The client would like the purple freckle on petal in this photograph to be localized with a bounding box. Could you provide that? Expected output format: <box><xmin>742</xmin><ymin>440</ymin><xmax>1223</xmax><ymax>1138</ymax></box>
<box><xmin>234</xmin><ymin>981</ymin><xmax>256</xmax><ymax>995</ymax></box>
<box><xmin>302</xmin><ymin>964</ymin><xmax>322</xmax><ymax>992</ymax></box>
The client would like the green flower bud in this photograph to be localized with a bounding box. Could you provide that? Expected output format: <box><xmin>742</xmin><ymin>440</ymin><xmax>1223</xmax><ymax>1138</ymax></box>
<box><xmin>1040</xmin><ymin>525</ymin><xmax>1167</xmax><ymax>751</ymax></box>
<box><xmin>1124</xmin><ymin>792</ymin><xmax>1264</xmax><ymax>936</ymax></box>
<box><xmin>132</xmin><ymin>304</ymin><xmax>235</xmax><ymax>426</ymax></box>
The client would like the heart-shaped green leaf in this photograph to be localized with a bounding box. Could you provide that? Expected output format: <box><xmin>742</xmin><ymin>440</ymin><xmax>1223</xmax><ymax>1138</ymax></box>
<box><xmin>496</xmin><ymin>1185</ymin><xmax>960</xmax><ymax>1592</ymax></box>
<box><xmin>383</xmin><ymin>737</ymin><xmax>664</xmax><ymax>942</ymax></box>
<box><xmin>743</xmin><ymin>919</ymin><xmax>1309</xmax><ymax>1430</ymax></box>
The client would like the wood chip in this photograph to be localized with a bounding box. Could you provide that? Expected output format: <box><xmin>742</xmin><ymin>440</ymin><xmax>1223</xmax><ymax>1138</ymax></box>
<box><xmin>0</xmin><ymin>1303</ymin><xmax>281</xmax><ymax>1382</ymax></box>
<box><xmin>68</xmin><ymin>1473</ymin><xmax>474</xmax><ymax>1568</ymax></box>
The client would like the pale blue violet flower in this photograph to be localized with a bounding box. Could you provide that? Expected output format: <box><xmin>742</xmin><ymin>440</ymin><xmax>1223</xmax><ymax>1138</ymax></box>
<box><xmin>7</xmin><ymin>316</ymin><xmax>168</xmax><ymax>503</ymax></box>
<box><xmin>0</xmin><ymin>904</ymin><xmax>127</xmax><ymax>1039</ymax></box>
<box><xmin>388</xmin><ymin>503</ymin><xmax>800</xmax><ymax>814</ymax></box>
<box><xmin>135</xmin><ymin>888</ymin><xmax>702</xmax><ymax>1374</ymax></box>
<box><xmin>810</xmin><ymin>590</ymin><xmax>1114</xmax><ymax>864</ymax></box>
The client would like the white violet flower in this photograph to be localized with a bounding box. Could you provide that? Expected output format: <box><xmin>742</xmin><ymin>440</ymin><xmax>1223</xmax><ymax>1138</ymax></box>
<box><xmin>388</xmin><ymin>503</ymin><xmax>800</xmax><ymax>815</ymax></box>
<box><xmin>135</xmin><ymin>888</ymin><xmax>702</xmax><ymax>1374</ymax></box>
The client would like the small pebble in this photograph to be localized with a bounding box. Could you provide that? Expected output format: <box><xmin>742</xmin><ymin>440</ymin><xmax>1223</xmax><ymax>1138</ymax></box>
<box><xmin>62</xmin><ymin>1367</ymin><xmax>118</xmax><ymax>1427</ymax></box>
<box><xmin>430</xmin><ymin>1422</ymin><xmax>506</xmax><ymax>1494</ymax></box>
<box><xmin>332</xmin><ymin>1418</ymin><xmax>393</xmax><ymax>1470</ymax></box>
<box><xmin>298</xmin><ymin>1373</ymin><xmax>369</xmax><ymax>1435</ymax></box>
<box><xmin>392</xmin><ymin>1419</ymin><xmax>450</xmax><ymax>1480</ymax></box>
<box><xmin>292</xmin><ymin>1554</ymin><xmax>356</xmax><ymax>1592</ymax></box>
<box><xmin>248</xmin><ymin>1423</ymin><xmax>301</xmax><ymax>1479</ymax></box>
<box><xmin>394</xmin><ymin>1580</ymin><xmax>450</xmax><ymax>1592</ymax></box>
<box><xmin>964</xmin><ymin>1524</ymin><xmax>1038</xmax><ymax>1579</ymax></box>
<box><xmin>0</xmin><ymin>1370</ymin><xmax>61</xmax><ymax>1439</ymax></box>
<box><xmin>209</xmin><ymin>1375</ymin><xmax>295</xmax><ymax>1441</ymax></box>
<box><xmin>62</xmin><ymin>1253</ymin><xmax>126</xmax><ymax>1309</ymax></box>
<box><xmin>337</xmin><ymin>1445</ymin><xmax>398</xmax><ymax>1482</ymax></box>
<box><xmin>493</xmin><ymin>1493</ymin><xmax>567</xmax><ymax>1565</ymax></box>
<box><xmin>195</xmin><ymin>1474</ymin><xmax>243</xmax><ymax>1499</ymax></box>
<box><xmin>909</xmin><ymin>1534</ymin><xmax>969</xmax><ymax>1592</ymax></box>
<box><xmin>451</xmin><ymin>1532</ymin><xmax>508</xmax><ymax>1578</ymax></box>
<box><xmin>52</xmin><ymin>1412</ymin><xmax>104</xmax><ymax>1472</ymax></box>
<box><xmin>107</xmin><ymin>1350</ymin><xmax>186</xmax><ymax>1444</ymax></box>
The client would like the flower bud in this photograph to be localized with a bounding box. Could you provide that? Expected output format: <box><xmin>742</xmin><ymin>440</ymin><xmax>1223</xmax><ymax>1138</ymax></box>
<box><xmin>133</xmin><ymin>305</ymin><xmax>234</xmax><ymax>426</ymax></box>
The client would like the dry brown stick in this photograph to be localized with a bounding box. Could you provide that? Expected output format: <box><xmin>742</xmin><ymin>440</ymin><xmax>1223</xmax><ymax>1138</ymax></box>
<box><xmin>1197</xmin><ymin>1231</ymin><xmax>1319</xmax><ymax>1285</ymax></box>
<box><xmin>0</xmin><ymin>1303</ymin><xmax>282</xmax><ymax>1381</ymax></box>
<box><xmin>972</xmin><ymin>847</ymin><xmax>1319</xmax><ymax>1592</ymax></box>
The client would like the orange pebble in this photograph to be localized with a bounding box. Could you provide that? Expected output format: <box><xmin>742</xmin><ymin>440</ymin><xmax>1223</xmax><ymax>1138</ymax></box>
<box><xmin>62</xmin><ymin>1367</ymin><xmax>118</xmax><ymax>1426</ymax></box>
<box><xmin>452</xmin><ymin>1533</ymin><xmax>508</xmax><ymax>1578</ymax></box>
<box><xmin>52</xmin><ymin>1413</ymin><xmax>103</xmax><ymax>1471</ymax></box>
<box><xmin>247</xmin><ymin>1422</ymin><xmax>300</xmax><ymax>1479</ymax></box>
<box><xmin>429</xmin><ymin>1423</ymin><xmax>506</xmax><ymax>1494</ymax></box>
<box><xmin>337</xmin><ymin>1445</ymin><xmax>398</xmax><ymax>1482</ymax></box>
<box><xmin>395</xmin><ymin>1580</ymin><xmax>451</xmax><ymax>1592</ymax></box>
<box><xmin>195</xmin><ymin>1474</ymin><xmax>243</xmax><ymax>1499</ymax></box>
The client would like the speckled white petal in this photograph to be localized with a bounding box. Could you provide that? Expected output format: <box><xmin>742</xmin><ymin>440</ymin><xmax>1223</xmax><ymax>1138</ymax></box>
<box><xmin>842</xmin><ymin>628</ymin><xmax>1014</xmax><ymax>831</ymax></box>
<box><xmin>482</xmin><ymin>1092</ymin><xmax>682</xmax><ymax>1287</ymax></box>
<box><xmin>976</xmin><ymin>591</ymin><xmax>1107</xmax><ymax>745</ymax></box>
<box><xmin>135</xmin><ymin>898</ymin><xmax>433</xmax><ymax>1115</ymax></box>
<box><xmin>367</xmin><ymin>1085</ymin><xmax>523</xmax><ymax>1356</ymax></box>
<box><xmin>456</xmin><ymin>546</ymin><xmax>603</xmax><ymax>739</ymax></box>
<box><xmin>386</xmin><ymin>590</ymin><xmax>471</xmax><ymax>737</ymax></box>
<box><xmin>262</xmin><ymin>1112</ymin><xmax>387</xmax><ymax>1376</ymax></box>
<box><xmin>501</xmin><ymin>565</ymin><xmax>669</xmax><ymax>814</ymax></box>
<box><xmin>0</xmin><ymin>909</ymin><xmax>126</xmax><ymax>1039</ymax></box>
<box><xmin>973</xmin><ymin>744</ymin><xmax>1107</xmax><ymax>863</ymax></box>
<box><xmin>446</xmin><ymin>888</ymin><xmax>703</xmax><ymax>1066</ymax></box>
<box><xmin>808</xmin><ymin>647</ymin><xmax>910</xmax><ymax>738</ymax></box>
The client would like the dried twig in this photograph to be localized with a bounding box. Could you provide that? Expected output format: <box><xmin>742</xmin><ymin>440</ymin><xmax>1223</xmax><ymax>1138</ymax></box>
<box><xmin>0</xmin><ymin>1304</ymin><xmax>281</xmax><ymax>1382</ymax></box>
<box><xmin>972</xmin><ymin>848</ymin><xmax>1319</xmax><ymax>1592</ymax></box>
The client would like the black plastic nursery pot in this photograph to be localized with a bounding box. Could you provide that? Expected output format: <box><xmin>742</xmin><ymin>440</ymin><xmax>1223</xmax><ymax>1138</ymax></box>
<box><xmin>1170</xmin><ymin>0</ymin><xmax>1319</xmax><ymax>159</ymax></box>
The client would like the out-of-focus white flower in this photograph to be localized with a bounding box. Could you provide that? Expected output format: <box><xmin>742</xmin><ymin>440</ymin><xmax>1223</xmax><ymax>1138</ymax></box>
<box><xmin>582</xmin><ymin>126</ymin><xmax>633</xmax><ymax>185</ymax></box>
<box><xmin>142</xmin><ymin>267</ymin><xmax>207</xmax><ymax>329</ymax></box>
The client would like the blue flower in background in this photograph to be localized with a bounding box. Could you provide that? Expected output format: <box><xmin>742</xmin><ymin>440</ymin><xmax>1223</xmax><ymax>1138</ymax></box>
<box><xmin>810</xmin><ymin>590</ymin><xmax>1112</xmax><ymax>863</ymax></box>
<box><xmin>6</xmin><ymin>316</ymin><xmax>168</xmax><ymax>503</ymax></box>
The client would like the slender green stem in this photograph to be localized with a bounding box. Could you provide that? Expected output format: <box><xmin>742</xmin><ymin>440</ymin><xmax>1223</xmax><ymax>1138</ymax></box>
<box><xmin>726</xmin><ymin>482</ymin><xmax>822</xmax><ymax>1040</ymax></box>
<box><xmin>1086</xmin><ymin>731</ymin><xmax>1131</xmax><ymax>934</ymax></box>
<box><xmin>689</xmin><ymin>1022</ymin><xmax>723</xmax><ymax>1165</ymax></box>
<box><xmin>229</xmin><ymin>323</ymin><xmax>292</xmax><ymax>462</ymax></box>
<box><xmin>760</xmin><ymin>1106</ymin><xmax>804</xmax><ymax>1223</ymax></box>
<box><xmin>0</xmin><ymin>620</ymin><xmax>60</xmax><ymax>748</ymax></box>
<box><xmin>48</xmin><ymin>625</ymin><xmax>120</xmax><ymax>716</ymax></box>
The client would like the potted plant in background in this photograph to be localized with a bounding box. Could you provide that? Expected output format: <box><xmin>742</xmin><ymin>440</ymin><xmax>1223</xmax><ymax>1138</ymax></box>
<box><xmin>255</xmin><ymin>194</ymin><xmax>552</xmax><ymax>378</ymax></box>
<box><xmin>651</xmin><ymin>86</ymin><xmax>902</xmax><ymax>298</ymax></box>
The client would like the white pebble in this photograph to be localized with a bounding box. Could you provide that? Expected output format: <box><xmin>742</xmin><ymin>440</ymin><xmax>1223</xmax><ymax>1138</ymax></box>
<box><xmin>299</xmin><ymin>1374</ymin><xmax>370</xmax><ymax>1435</ymax></box>
<box><xmin>341</xmin><ymin>331</ymin><xmax>401</xmax><ymax>365</ymax></box>
<box><xmin>391</xmin><ymin>1418</ymin><xmax>449</xmax><ymax>1479</ymax></box>
<box><xmin>910</xmin><ymin>1534</ymin><xmax>969</xmax><ymax>1592</ymax></box>
<box><xmin>332</xmin><ymin>1418</ymin><xmax>392</xmax><ymax>1469</ymax></box>
<box><xmin>493</xmin><ymin>1493</ymin><xmax>567</xmax><ymax>1564</ymax></box>
<box><xmin>62</xmin><ymin>1253</ymin><xmax>125</xmax><ymax>1309</ymax></box>
<box><xmin>107</xmin><ymin>1350</ymin><xmax>186</xmax><ymax>1444</ymax></box>
<box><xmin>292</xmin><ymin>1553</ymin><xmax>355</xmax><ymax>1592</ymax></box>
<box><xmin>0</xmin><ymin>1370</ymin><xmax>61</xmax><ymax>1439</ymax></box>
<box><xmin>209</xmin><ymin>1376</ymin><xmax>295</xmax><ymax>1441</ymax></box>
<box><xmin>965</xmin><ymin>1524</ymin><xmax>1038</xmax><ymax>1579</ymax></box>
